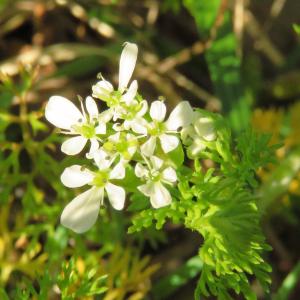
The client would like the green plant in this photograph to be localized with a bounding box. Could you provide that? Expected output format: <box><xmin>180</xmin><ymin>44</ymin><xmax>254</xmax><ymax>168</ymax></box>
<box><xmin>45</xmin><ymin>42</ymin><xmax>275</xmax><ymax>300</ymax></box>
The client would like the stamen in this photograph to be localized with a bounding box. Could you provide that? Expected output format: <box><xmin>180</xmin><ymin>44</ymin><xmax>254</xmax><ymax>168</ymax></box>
<box><xmin>77</xmin><ymin>95</ymin><xmax>87</xmax><ymax>121</ymax></box>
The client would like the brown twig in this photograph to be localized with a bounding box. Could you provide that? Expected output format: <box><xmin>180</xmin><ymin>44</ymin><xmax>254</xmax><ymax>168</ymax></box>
<box><xmin>167</xmin><ymin>69</ymin><xmax>221</xmax><ymax>110</ymax></box>
<box><xmin>244</xmin><ymin>10</ymin><xmax>285</xmax><ymax>66</ymax></box>
<box><xmin>140</xmin><ymin>0</ymin><xmax>229</xmax><ymax>78</ymax></box>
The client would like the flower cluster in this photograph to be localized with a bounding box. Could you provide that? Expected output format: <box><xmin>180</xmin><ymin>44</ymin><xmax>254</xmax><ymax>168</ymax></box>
<box><xmin>45</xmin><ymin>42</ymin><xmax>216</xmax><ymax>233</ymax></box>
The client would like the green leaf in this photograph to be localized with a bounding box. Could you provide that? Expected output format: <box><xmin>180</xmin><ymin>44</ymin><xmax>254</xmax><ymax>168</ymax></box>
<box><xmin>0</xmin><ymin>91</ymin><xmax>14</xmax><ymax>109</ymax></box>
<box><xmin>293</xmin><ymin>24</ymin><xmax>300</xmax><ymax>34</ymax></box>
<box><xmin>28</xmin><ymin>113</ymin><xmax>48</xmax><ymax>135</ymax></box>
<box><xmin>53</xmin><ymin>55</ymin><xmax>105</xmax><ymax>79</ymax></box>
<box><xmin>183</xmin><ymin>1</ymin><xmax>251</xmax><ymax>131</ymax></box>
<box><xmin>127</xmin><ymin>193</ymin><xmax>150</xmax><ymax>212</ymax></box>
<box><xmin>0</xmin><ymin>288</ymin><xmax>9</xmax><ymax>300</ymax></box>
<box><xmin>186</xmin><ymin>177</ymin><xmax>271</xmax><ymax>299</ymax></box>
<box><xmin>183</xmin><ymin>0</ymin><xmax>221</xmax><ymax>38</ymax></box>
<box><xmin>168</xmin><ymin>142</ymin><xmax>185</xmax><ymax>168</ymax></box>
<box><xmin>118</xmin><ymin>165</ymin><xmax>141</xmax><ymax>193</ymax></box>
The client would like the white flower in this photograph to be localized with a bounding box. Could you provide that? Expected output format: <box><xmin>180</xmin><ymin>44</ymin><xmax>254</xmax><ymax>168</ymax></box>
<box><xmin>91</xmin><ymin>43</ymin><xmax>148</xmax><ymax>129</ymax></box>
<box><xmin>181</xmin><ymin>112</ymin><xmax>216</xmax><ymax>158</ymax></box>
<box><xmin>114</xmin><ymin>99</ymin><xmax>149</xmax><ymax>134</ymax></box>
<box><xmin>92</xmin><ymin>42</ymin><xmax>138</xmax><ymax>106</ymax></box>
<box><xmin>140</xmin><ymin>100</ymin><xmax>194</xmax><ymax>156</ymax></box>
<box><xmin>45</xmin><ymin>95</ymin><xmax>107</xmax><ymax>157</ymax></box>
<box><xmin>92</xmin><ymin>79</ymin><xmax>114</xmax><ymax>102</ymax></box>
<box><xmin>102</xmin><ymin>132</ymin><xmax>138</xmax><ymax>161</ymax></box>
<box><xmin>135</xmin><ymin>156</ymin><xmax>177</xmax><ymax>208</ymax></box>
<box><xmin>60</xmin><ymin>152</ymin><xmax>126</xmax><ymax>233</ymax></box>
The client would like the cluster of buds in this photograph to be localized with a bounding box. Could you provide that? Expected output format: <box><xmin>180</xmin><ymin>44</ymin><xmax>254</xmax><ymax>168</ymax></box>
<box><xmin>45</xmin><ymin>42</ymin><xmax>216</xmax><ymax>233</ymax></box>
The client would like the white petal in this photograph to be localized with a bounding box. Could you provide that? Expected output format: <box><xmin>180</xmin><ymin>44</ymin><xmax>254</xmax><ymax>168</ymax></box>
<box><xmin>112</xmin><ymin>123</ymin><xmax>123</xmax><ymax>131</ymax></box>
<box><xmin>108</xmin><ymin>132</ymin><xmax>120</xmax><ymax>143</ymax></box>
<box><xmin>150</xmin><ymin>101</ymin><xmax>166</xmax><ymax>122</ymax></box>
<box><xmin>86</xmin><ymin>138</ymin><xmax>99</xmax><ymax>159</ymax></box>
<box><xmin>165</xmin><ymin>101</ymin><xmax>194</xmax><ymax>131</ymax></box>
<box><xmin>60</xmin><ymin>187</ymin><xmax>103</xmax><ymax>233</ymax></box>
<box><xmin>112</xmin><ymin>106</ymin><xmax>124</xmax><ymax>121</ymax></box>
<box><xmin>131</xmin><ymin>118</ymin><xmax>148</xmax><ymax>135</ymax></box>
<box><xmin>92</xmin><ymin>80</ymin><xmax>113</xmax><ymax>99</ymax></box>
<box><xmin>203</xmin><ymin>132</ymin><xmax>216</xmax><ymax>141</ymax></box>
<box><xmin>128</xmin><ymin>145</ymin><xmax>137</xmax><ymax>157</ymax></box>
<box><xmin>137</xmin><ymin>100</ymin><xmax>148</xmax><ymax>117</ymax></box>
<box><xmin>100</xmin><ymin>109</ymin><xmax>113</xmax><ymax>123</ymax></box>
<box><xmin>109</xmin><ymin>161</ymin><xmax>125</xmax><ymax>180</ymax></box>
<box><xmin>141</xmin><ymin>136</ymin><xmax>157</xmax><ymax>156</ymax></box>
<box><xmin>150</xmin><ymin>156</ymin><xmax>163</xmax><ymax>170</ymax></box>
<box><xmin>93</xmin><ymin>149</ymin><xmax>111</xmax><ymax>170</ymax></box>
<box><xmin>105</xmin><ymin>183</ymin><xmax>126</xmax><ymax>210</ymax></box>
<box><xmin>181</xmin><ymin>126</ymin><xmax>196</xmax><ymax>142</ymax></box>
<box><xmin>122</xmin><ymin>80</ymin><xmax>138</xmax><ymax>104</ymax></box>
<box><xmin>150</xmin><ymin>182</ymin><xmax>172</xmax><ymax>208</ymax></box>
<box><xmin>159</xmin><ymin>134</ymin><xmax>179</xmax><ymax>153</ymax></box>
<box><xmin>123</xmin><ymin>120</ymin><xmax>131</xmax><ymax>131</ymax></box>
<box><xmin>135</xmin><ymin>163</ymin><xmax>149</xmax><ymax>178</ymax></box>
<box><xmin>85</xmin><ymin>96</ymin><xmax>99</xmax><ymax>119</ymax></box>
<box><xmin>61</xmin><ymin>136</ymin><xmax>87</xmax><ymax>155</ymax></box>
<box><xmin>138</xmin><ymin>182</ymin><xmax>154</xmax><ymax>197</ymax></box>
<box><xmin>162</xmin><ymin>167</ymin><xmax>177</xmax><ymax>183</ymax></box>
<box><xmin>194</xmin><ymin>118</ymin><xmax>216</xmax><ymax>141</ymax></box>
<box><xmin>61</xmin><ymin>165</ymin><xmax>94</xmax><ymax>188</ymax></box>
<box><xmin>45</xmin><ymin>96</ymin><xmax>83</xmax><ymax>130</ymax></box>
<box><xmin>189</xmin><ymin>139</ymin><xmax>206</xmax><ymax>157</ymax></box>
<box><xmin>118</xmin><ymin>42</ymin><xmax>138</xmax><ymax>91</ymax></box>
<box><xmin>126</xmin><ymin>133</ymin><xmax>136</xmax><ymax>141</ymax></box>
<box><xmin>95</xmin><ymin>123</ymin><xmax>106</xmax><ymax>134</ymax></box>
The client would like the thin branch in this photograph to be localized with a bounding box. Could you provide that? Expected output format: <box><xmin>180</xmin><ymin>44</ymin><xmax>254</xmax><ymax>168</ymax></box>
<box><xmin>167</xmin><ymin>70</ymin><xmax>221</xmax><ymax>110</ymax></box>
<box><xmin>244</xmin><ymin>10</ymin><xmax>285</xmax><ymax>66</ymax></box>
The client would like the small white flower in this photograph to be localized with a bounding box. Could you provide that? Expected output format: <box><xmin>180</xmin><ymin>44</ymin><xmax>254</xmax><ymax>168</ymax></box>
<box><xmin>45</xmin><ymin>95</ymin><xmax>107</xmax><ymax>157</ymax></box>
<box><xmin>92</xmin><ymin>79</ymin><xmax>114</xmax><ymax>102</ymax></box>
<box><xmin>60</xmin><ymin>153</ymin><xmax>126</xmax><ymax>233</ymax></box>
<box><xmin>194</xmin><ymin>117</ymin><xmax>216</xmax><ymax>141</ymax></box>
<box><xmin>140</xmin><ymin>100</ymin><xmax>194</xmax><ymax>156</ymax></box>
<box><xmin>135</xmin><ymin>156</ymin><xmax>177</xmax><ymax>208</ymax></box>
<box><xmin>114</xmin><ymin>99</ymin><xmax>149</xmax><ymax>134</ymax></box>
<box><xmin>181</xmin><ymin>112</ymin><xmax>216</xmax><ymax>158</ymax></box>
<box><xmin>92</xmin><ymin>42</ymin><xmax>138</xmax><ymax>106</ymax></box>
<box><xmin>102</xmin><ymin>132</ymin><xmax>138</xmax><ymax>162</ymax></box>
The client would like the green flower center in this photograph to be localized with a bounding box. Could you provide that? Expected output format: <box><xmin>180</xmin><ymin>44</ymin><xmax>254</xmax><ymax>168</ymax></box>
<box><xmin>92</xmin><ymin>170</ymin><xmax>109</xmax><ymax>187</ymax></box>
<box><xmin>148</xmin><ymin>121</ymin><xmax>165</xmax><ymax>136</ymax></box>
<box><xmin>74</xmin><ymin>123</ymin><xmax>96</xmax><ymax>139</ymax></box>
<box><xmin>123</xmin><ymin>102</ymin><xmax>143</xmax><ymax>120</ymax></box>
<box><xmin>103</xmin><ymin>135</ymin><xmax>137</xmax><ymax>160</ymax></box>
<box><xmin>149</xmin><ymin>170</ymin><xmax>161</xmax><ymax>182</ymax></box>
<box><xmin>106</xmin><ymin>91</ymin><xmax>122</xmax><ymax>107</ymax></box>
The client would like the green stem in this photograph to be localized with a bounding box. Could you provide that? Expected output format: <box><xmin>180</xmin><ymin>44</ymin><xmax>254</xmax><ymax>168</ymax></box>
<box><xmin>273</xmin><ymin>261</ymin><xmax>300</xmax><ymax>300</ymax></box>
